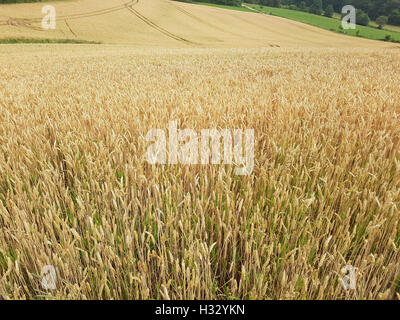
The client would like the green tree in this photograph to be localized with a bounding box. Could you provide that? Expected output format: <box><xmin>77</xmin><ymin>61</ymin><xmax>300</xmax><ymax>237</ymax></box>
<box><xmin>271</xmin><ymin>0</ymin><xmax>281</xmax><ymax>7</ymax></box>
<box><xmin>260</xmin><ymin>0</ymin><xmax>281</xmax><ymax>7</ymax></box>
<box><xmin>384</xmin><ymin>0</ymin><xmax>400</xmax><ymax>15</ymax></box>
<box><xmin>389</xmin><ymin>9</ymin><xmax>400</xmax><ymax>25</ymax></box>
<box><xmin>356</xmin><ymin>9</ymin><xmax>370</xmax><ymax>26</ymax></box>
<box><xmin>369</xmin><ymin>0</ymin><xmax>388</xmax><ymax>20</ymax></box>
<box><xmin>352</xmin><ymin>0</ymin><xmax>373</xmax><ymax>15</ymax></box>
<box><xmin>324</xmin><ymin>4</ymin><xmax>334</xmax><ymax>17</ymax></box>
<box><xmin>376</xmin><ymin>15</ymin><xmax>388</xmax><ymax>28</ymax></box>
<box><xmin>299</xmin><ymin>1</ymin><xmax>307</xmax><ymax>11</ymax></box>
<box><xmin>309</xmin><ymin>0</ymin><xmax>322</xmax><ymax>15</ymax></box>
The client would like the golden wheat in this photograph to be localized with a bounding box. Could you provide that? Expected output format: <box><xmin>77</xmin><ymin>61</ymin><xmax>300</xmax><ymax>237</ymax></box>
<box><xmin>0</xmin><ymin>45</ymin><xmax>399</xmax><ymax>300</ymax></box>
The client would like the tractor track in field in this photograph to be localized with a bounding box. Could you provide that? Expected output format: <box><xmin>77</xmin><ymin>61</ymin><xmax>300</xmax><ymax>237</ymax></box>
<box><xmin>169</xmin><ymin>1</ymin><xmax>279</xmax><ymax>46</ymax></box>
<box><xmin>169</xmin><ymin>1</ymin><xmax>243</xmax><ymax>38</ymax></box>
<box><xmin>64</xmin><ymin>19</ymin><xmax>77</xmax><ymax>37</ymax></box>
<box><xmin>125</xmin><ymin>3</ymin><xmax>196</xmax><ymax>45</ymax></box>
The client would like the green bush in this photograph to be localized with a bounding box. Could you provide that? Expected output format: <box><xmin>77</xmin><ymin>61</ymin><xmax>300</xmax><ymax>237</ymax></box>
<box><xmin>384</xmin><ymin>34</ymin><xmax>392</xmax><ymax>41</ymax></box>
<box><xmin>376</xmin><ymin>16</ymin><xmax>388</xmax><ymax>29</ymax></box>
<box><xmin>356</xmin><ymin>9</ymin><xmax>370</xmax><ymax>26</ymax></box>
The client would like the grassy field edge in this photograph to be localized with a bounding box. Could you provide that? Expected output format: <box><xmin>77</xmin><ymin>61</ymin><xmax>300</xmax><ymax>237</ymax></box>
<box><xmin>0</xmin><ymin>37</ymin><xmax>101</xmax><ymax>44</ymax></box>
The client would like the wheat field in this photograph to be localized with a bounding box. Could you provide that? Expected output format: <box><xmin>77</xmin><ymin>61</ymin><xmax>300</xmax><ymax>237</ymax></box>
<box><xmin>0</xmin><ymin>45</ymin><xmax>399</xmax><ymax>300</ymax></box>
<box><xmin>0</xmin><ymin>0</ymin><xmax>397</xmax><ymax>47</ymax></box>
<box><xmin>1</xmin><ymin>0</ymin><xmax>400</xmax><ymax>300</ymax></box>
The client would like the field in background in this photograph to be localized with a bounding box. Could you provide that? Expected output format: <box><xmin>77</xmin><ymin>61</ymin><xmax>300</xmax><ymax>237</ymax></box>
<box><xmin>244</xmin><ymin>3</ymin><xmax>400</xmax><ymax>42</ymax></box>
<box><xmin>0</xmin><ymin>45</ymin><xmax>400</xmax><ymax>299</ymax></box>
<box><xmin>0</xmin><ymin>0</ymin><xmax>397</xmax><ymax>47</ymax></box>
<box><xmin>190</xmin><ymin>2</ymin><xmax>400</xmax><ymax>42</ymax></box>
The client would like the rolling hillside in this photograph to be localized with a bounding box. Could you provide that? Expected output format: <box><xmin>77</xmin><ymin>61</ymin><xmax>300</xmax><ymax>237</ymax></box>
<box><xmin>0</xmin><ymin>0</ymin><xmax>396</xmax><ymax>47</ymax></box>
